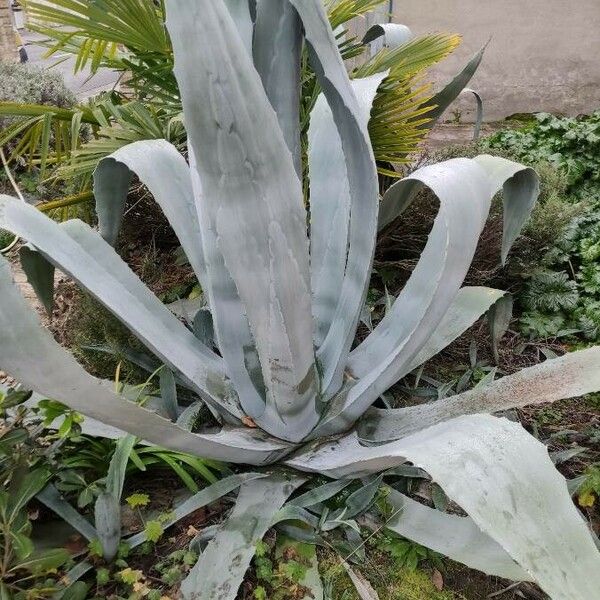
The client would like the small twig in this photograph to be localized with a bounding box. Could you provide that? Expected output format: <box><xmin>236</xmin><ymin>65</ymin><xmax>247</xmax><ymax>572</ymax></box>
<box><xmin>487</xmin><ymin>581</ymin><xmax>521</xmax><ymax>598</ymax></box>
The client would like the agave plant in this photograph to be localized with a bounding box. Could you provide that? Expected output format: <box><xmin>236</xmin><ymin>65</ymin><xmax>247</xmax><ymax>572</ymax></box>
<box><xmin>1</xmin><ymin>1</ymin><xmax>599</xmax><ymax>598</ymax></box>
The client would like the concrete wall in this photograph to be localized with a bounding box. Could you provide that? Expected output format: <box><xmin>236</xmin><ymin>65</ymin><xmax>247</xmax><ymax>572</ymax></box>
<box><xmin>391</xmin><ymin>0</ymin><xmax>600</xmax><ymax>121</ymax></box>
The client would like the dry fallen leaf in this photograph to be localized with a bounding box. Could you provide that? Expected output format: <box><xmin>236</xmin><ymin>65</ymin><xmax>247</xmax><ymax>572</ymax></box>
<box><xmin>241</xmin><ymin>415</ymin><xmax>257</xmax><ymax>428</ymax></box>
<box><xmin>186</xmin><ymin>525</ymin><xmax>199</xmax><ymax>537</ymax></box>
<box><xmin>431</xmin><ymin>568</ymin><xmax>444</xmax><ymax>591</ymax></box>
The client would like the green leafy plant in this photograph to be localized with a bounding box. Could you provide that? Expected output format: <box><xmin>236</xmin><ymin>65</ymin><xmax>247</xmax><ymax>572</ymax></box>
<box><xmin>0</xmin><ymin>470</ymin><xmax>71</xmax><ymax>599</ymax></box>
<box><xmin>485</xmin><ymin>111</ymin><xmax>600</xmax><ymax>200</ymax></box>
<box><xmin>577</xmin><ymin>464</ymin><xmax>600</xmax><ymax>508</ymax></box>
<box><xmin>1</xmin><ymin>2</ymin><xmax>599</xmax><ymax>599</ymax></box>
<box><xmin>374</xmin><ymin>531</ymin><xmax>442</xmax><ymax>571</ymax></box>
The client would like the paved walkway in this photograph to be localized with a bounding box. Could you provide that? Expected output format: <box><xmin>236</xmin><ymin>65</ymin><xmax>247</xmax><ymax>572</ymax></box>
<box><xmin>22</xmin><ymin>28</ymin><xmax>121</xmax><ymax>100</ymax></box>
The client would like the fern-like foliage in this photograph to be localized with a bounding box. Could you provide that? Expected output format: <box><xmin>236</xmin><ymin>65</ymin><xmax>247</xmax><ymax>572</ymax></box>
<box><xmin>522</xmin><ymin>270</ymin><xmax>579</xmax><ymax>313</ymax></box>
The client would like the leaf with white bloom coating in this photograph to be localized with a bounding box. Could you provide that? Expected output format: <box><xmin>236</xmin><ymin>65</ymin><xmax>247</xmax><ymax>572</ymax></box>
<box><xmin>180</xmin><ymin>473</ymin><xmax>304</xmax><ymax>600</ymax></box>
<box><xmin>125</xmin><ymin>473</ymin><xmax>267</xmax><ymax>548</ymax></box>
<box><xmin>19</xmin><ymin>245</ymin><xmax>54</xmax><ymax>315</ymax></box>
<box><xmin>167</xmin><ymin>0</ymin><xmax>318</xmax><ymax>441</ymax></box>
<box><xmin>0</xmin><ymin>255</ymin><xmax>292</xmax><ymax>464</ymax></box>
<box><xmin>383</xmin><ymin>488</ymin><xmax>530</xmax><ymax>581</ymax></box>
<box><xmin>289</xmin><ymin>0</ymin><xmax>380</xmax><ymax>399</ymax></box>
<box><xmin>473</xmin><ymin>154</ymin><xmax>540</xmax><ymax>264</ymax></box>
<box><xmin>254</xmin><ymin>0</ymin><xmax>303</xmax><ymax>174</ymax></box>
<box><xmin>37</xmin><ymin>484</ymin><xmax>97</xmax><ymax>542</ymax></box>
<box><xmin>316</xmin><ymin>160</ymin><xmax>490</xmax><ymax>436</ymax></box>
<box><xmin>223</xmin><ymin>0</ymin><xmax>253</xmax><ymax>55</ymax></box>
<box><xmin>360</xmin><ymin>346</ymin><xmax>600</xmax><ymax>443</ymax></box>
<box><xmin>288</xmin><ymin>414</ymin><xmax>600</xmax><ymax>598</ymax></box>
<box><xmin>94</xmin><ymin>140</ymin><xmax>208</xmax><ymax>291</ymax></box>
<box><xmin>309</xmin><ymin>72</ymin><xmax>388</xmax><ymax>347</ymax></box>
<box><xmin>406</xmin><ymin>286</ymin><xmax>507</xmax><ymax>373</ymax></box>
<box><xmin>0</xmin><ymin>199</ymin><xmax>229</xmax><ymax>410</ymax></box>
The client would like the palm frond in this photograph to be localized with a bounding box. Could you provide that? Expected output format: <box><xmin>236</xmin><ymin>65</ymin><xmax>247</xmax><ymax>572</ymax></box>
<box><xmin>355</xmin><ymin>33</ymin><xmax>462</xmax><ymax>172</ymax></box>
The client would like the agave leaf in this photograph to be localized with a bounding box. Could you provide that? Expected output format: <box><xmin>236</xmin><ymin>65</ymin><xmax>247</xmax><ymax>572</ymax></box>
<box><xmin>124</xmin><ymin>472</ymin><xmax>267</xmax><ymax>548</ymax></box>
<box><xmin>0</xmin><ymin>200</ymin><xmax>230</xmax><ymax>407</ymax></box>
<box><xmin>418</xmin><ymin>45</ymin><xmax>486</xmax><ymax>128</ymax></box>
<box><xmin>0</xmin><ymin>255</ymin><xmax>292</xmax><ymax>464</ymax></box>
<box><xmin>383</xmin><ymin>488</ymin><xmax>529</xmax><ymax>581</ymax></box>
<box><xmin>254</xmin><ymin>0</ymin><xmax>303</xmax><ymax>174</ymax></box>
<box><xmin>167</xmin><ymin>0</ymin><xmax>318</xmax><ymax>441</ymax></box>
<box><xmin>288</xmin><ymin>479</ymin><xmax>353</xmax><ymax>508</ymax></box>
<box><xmin>180</xmin><ymin>473</ymin><xmax>304</xmax><ymax>600</ymax></box>
<box><xmin>360</xmin><ymin>346</ymin><xmax>600</xmax><ymax>443</ymax></box>
<box><xmin>289</xmin><ymin>414</ymin><xmax>600</xmax><ymax>597</ymax></box>
<box><xmin>362</xmin><ymin>23</ymin><xmax>413</xmax><ymax>50</ymax></box>
<box><xmin>289</xmin><ymin>0</ymin><xmax>379</xmax><ymax>400</ymax></box>
<box><xmin>405</xmin><ymin>286</ymin><xmax>507</xmax><ymax>374</ymax></box>
<box><xmin>92</xmin><ymin>155</ymin><xmax>132</xmax><ymax>246</ymax></box>
<box><xmin>317</xmin><ymin>160</ymin><xmax>490</xmax><ymax>436</ymax></box>
<box><xmin>105</xmin><ymin>434</ymin><xmax>137</xmax><ymax>500</ymax></box>
<box><xmin>19</xmin><ymin>245</ymin><xmax>54</xmax><ymax>316</ymax></box>
<box><xmin>187</xmin><ymin>147</ymin><xmax>268</xmax><ymax>425</ymax></box>
<box><xmin>488</xmin><ymin>293</ymin><xmax>513</xmax><ymax>364</ymax></box>
<box><xmin>94</xmin><ymin>140</ymin><xmax>207</xmax><ymax>290</ymax></box>
<box><xmin>159</xmin><ymin>367</ymin><xmax>179</xmax><ymax>421</ymax></box>
<box><xmin>223</xmin><ymin>0</ymin><xmax>254</xmax><ymax>54</ymax></box>
<box><xmin>36</xmin><ymin>484</ymin><xmax>98</xmax><ymax>542</ymax></box>
<box><xmin>473</xmin><ymin>154</ymin><xmax>540</xmax><ymax>264</ymax></box>
<box><xmin>344</xmin><ymin>475</ymin><xmax>382</xmax><ymax>518</ymax></box>
<box><xmin>461</xmin><ymin>87</ymin><xmax>483</xmax><ymax>141</ymax></box>
<box><xmin>94</xmin><ymin>492</ymin><xmax>121</xmax><ymax>561</ymax></box>
<box><xmin>309</xmin><ymin>71</ymin><xmax>388</xmax><ymax>347</ymax></box>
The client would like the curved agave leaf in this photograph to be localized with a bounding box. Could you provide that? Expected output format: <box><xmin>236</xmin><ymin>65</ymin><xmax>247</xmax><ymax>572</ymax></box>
<box><xmin>461</xmin><ymin>87</ymin><xmax>483</xmax><ymax>141</ymax></box>
<box><xmin>361</xmin><ymin>346</ymin><xmax>600</xmax><ymax>442</ymax></box>
<box><xmin>418</xmin><ymin>44</ymin><xmax>487</xmax><ymax>128</ymax></box>
<box><xmin>289</xmin><ymin>0</ymin><xmax>380</xmax><ymax>400</ymax></box>
<box><xmin>19</xmin><ymin>245</ymin><xmax>54</xmax><ymax>316</ymax></box>
<box><xmin>309</xmin><ymin>72</ymin><xmax>388</xmax><ymax>347</ymax></box>
<box><xmin>0</xmin><ymin>199</ymin><xmax>234</xmax><ymax>413</ymax></box>
<box><xmin>95</xmin><ymin>141</ymin><xmax>269</xmax><ymax>426</ymax></box>
<box><xmin>406</xmin><ymin>286</ymin><xmax>506</xmax><ymax>373</ymax></box>
<box><xmin>94</xmin><ymin>140</ymin><xmax>208</xmax><ymax>290</ymax></box>
<box><xmin>167</xmin><ymin>0</ymin><xmax>318</xmax><ymax>441</ymax></box>
<box><xmin>363</xmin><ymin>23</ymin><xmax>413</xmax><ymax>51</ymax></box>
<box><xmin>288</xmin><ymin>414</ymin><xmax>600</xmax><ymax>597</ymax></box>
<box><xmin>254</xmin><ymin>0</ymin><xmax>303</xmax><ymax>174</ymax></box>
<box><xmin>0</xmin><ymin>255</ymin><xmax>291</xmax><ymax>465</ymax></box>
<box><xmin>473</xmin><ymin>154</ymin><xmax>540</xmax><ymax>264</ymax></box>
<box><xmin>383</xmin><ymin>488</ymin><xmax>530</xmax><ymax>581</ymax></box>
<box><xmin>187</xmin><ymin>147</ymin><xmax>269</xmax><ymax>426</ymax></box>
<box><xmin>316</xmin><ymin>160</ymin><xmax>490</xmax><ymax>436</ymax></box>
<box><xmin>180</xmin><ymin>474</ymin><xmax>304</xmax><ymax>600</ymax></box>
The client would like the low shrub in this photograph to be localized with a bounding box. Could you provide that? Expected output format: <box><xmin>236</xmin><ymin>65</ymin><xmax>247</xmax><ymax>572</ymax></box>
<box><xmin>485</xmin><ymin>111</ymin><xmax>600</xmax><ymax>201</ymax></box>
